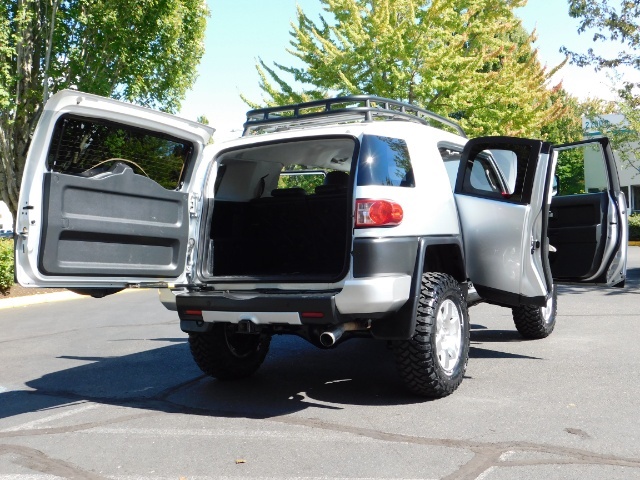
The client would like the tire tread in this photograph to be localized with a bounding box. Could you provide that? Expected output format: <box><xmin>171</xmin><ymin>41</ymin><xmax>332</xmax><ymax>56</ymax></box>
<box><xmin>393</xmin><ymin>272</ymin><xmax>469</xmax><ymax>398</ymax></box>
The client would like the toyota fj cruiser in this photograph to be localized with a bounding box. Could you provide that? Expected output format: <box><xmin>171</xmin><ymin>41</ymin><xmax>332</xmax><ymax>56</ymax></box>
<box><xmin>15</xmin><ymin>91</ymin><xmax>628</xmax><ymax>397</ymax></box>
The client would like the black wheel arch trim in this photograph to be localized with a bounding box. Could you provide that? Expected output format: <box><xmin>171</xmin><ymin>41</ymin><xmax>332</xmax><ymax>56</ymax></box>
<box><xmin>370</xmin><ymin>235</ymin><xmax>466</xmax><ymax>340</ymax></box>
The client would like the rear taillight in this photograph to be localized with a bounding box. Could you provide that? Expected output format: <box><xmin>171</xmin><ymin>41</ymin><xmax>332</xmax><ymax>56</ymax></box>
<box><xmin>355</xmin><ymin>199</ymin><xmax>404</xmax><ymax>227</ymax></box>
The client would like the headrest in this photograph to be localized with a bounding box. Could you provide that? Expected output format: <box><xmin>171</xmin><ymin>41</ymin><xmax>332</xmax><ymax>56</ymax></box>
<box><xmin>323</xmin><ymin>171</ymin><xmax>349</xmax><ymax>186</ymax></box>
<box><xmin>270</xmin><ymin>187</ymin><xmax>307</xmax><ymax>197</ymax></box>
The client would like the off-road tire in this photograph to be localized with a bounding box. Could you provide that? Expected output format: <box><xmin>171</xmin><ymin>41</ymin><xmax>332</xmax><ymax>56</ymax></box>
<box><xmin>393</xmin><ymin>273</ymin><xmax>470</xmax><ymax>398</ymax></box>
<box><xmin>188</xmin><ymin>324</ymin><xmax>271</xmax><ymax>380</ymax></box>
<box><xmin>512</xmin><ymin>284</ymin><xmax>557</xmax><ymax>339</ymax></box>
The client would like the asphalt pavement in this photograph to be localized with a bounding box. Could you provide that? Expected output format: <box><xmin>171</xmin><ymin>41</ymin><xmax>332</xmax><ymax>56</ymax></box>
<box><xmin>0</xmin><ymin>248</ymin><xmax>639</xmax><ymax>479</ymax></box>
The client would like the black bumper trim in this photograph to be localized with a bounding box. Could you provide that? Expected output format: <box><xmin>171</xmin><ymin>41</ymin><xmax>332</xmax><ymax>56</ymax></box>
<box><xmin>176</xmin><ymin>291</ymin><xmax>341</xmax><ymax>325</ymax></box>
<box><xmin>352</xmin><ymin>237</ymin><xmax>419</xmax><ymax>278</ymax></box>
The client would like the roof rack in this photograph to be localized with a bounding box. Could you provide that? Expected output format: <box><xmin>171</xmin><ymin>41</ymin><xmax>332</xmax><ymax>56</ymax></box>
<box><xmin>242</xmin><ymin>95</ymin><xmax>466</xmax><ymax>137</ymax></box>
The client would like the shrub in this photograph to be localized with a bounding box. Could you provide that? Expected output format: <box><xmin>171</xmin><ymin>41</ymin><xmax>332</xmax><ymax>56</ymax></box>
<box><xmin>0</xmin><ymin>238</ymin><xmax>14</xmax><ymax>294</ymax></box>
<box><xmin>630</xmin><ymin>214</ymin><xmax>640</xmax><ymax>241</ymax></box>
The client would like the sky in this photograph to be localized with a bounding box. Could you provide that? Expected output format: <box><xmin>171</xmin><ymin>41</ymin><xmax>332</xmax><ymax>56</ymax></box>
<box><xmin>179</xmin><ymin>0</ymin><xmax>640</xmax><ymax>142</ymax></box>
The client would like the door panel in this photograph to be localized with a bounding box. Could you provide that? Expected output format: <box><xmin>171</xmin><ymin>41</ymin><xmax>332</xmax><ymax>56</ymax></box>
<box><xmin>15</xmin><ymin>90</ymin><xmax>213</xmax><ymax>288</ymax></box>
<box><xmin>455</xmin><ymin>136</ymin><xmax>552</xmax><ymax>307</ymax></box>
<box><xmin>548</xmin><ymin>192</ymin><xmax>608</xmax><ymax>279</ymax></box>
<box><xmin>40</xmin><ymin>167</ymin><xmax>188</xmax><ymax>277</ymax></box>
<box><xmin>551</xmin><ymin>138</ymin><xmax>626</xmax><ymax>286</ymax></box>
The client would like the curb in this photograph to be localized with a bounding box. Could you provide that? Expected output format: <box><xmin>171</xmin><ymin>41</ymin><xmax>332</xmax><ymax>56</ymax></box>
<box><xmin>0</xmin><ymin>291</ymin><xmax>83</xmax><ymax>310</ymax></box>
<box><xmin>0</xmin><ymin>288</ymin><xmax>143</xmax><ymax>310</ymax></box>
<box><xmin>2</xmin><ymin>245</ymin><xmax>638</xmax><ymax>310</ymax></box>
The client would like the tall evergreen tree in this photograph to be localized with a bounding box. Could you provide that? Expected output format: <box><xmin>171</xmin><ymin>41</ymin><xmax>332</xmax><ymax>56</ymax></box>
<box><xmin>247</xmin><ymin>0</ymin><xmax>566</xmax><ymax>138</ymax></box>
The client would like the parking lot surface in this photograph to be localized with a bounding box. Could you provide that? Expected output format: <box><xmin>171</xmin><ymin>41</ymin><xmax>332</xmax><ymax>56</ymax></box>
<box><xmin>1</xmin><ymin>248</ymin><xmax>639</xmax><ymax>479</ymax></box>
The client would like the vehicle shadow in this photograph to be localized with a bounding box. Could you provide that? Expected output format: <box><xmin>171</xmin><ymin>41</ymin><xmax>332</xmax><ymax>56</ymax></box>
<box><xmin>557</xmin><ymin>266</ymin><xmax>640</xmax><ymax>296</ymax></box>
<box><xmin>0</xmin><ymin>332</ymin><xmax>541</xmax><ymax>423</ymax></box>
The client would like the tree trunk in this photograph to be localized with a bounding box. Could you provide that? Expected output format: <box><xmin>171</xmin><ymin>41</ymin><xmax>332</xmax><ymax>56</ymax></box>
<box><xmin>1</xmin><ymin>0</ymin><xmax>47</xmax><ymax>223</ymax></box>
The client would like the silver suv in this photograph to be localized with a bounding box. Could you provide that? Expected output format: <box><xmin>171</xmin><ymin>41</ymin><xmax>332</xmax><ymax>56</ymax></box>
<box><xmin>16</xmin><ymin>91</ymin><xmax>628</xmax><ymax>397</ymax></box>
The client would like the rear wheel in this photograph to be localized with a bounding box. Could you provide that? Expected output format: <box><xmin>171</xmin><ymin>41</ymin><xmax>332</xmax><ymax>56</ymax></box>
<box><xmin>512</xmin><ymin>284</ymin><xmax>557</xmax><ymax>339</ymax></box>
<box><xmin>188</xmin><ymin>324</ymin><xmax>271</xmax><ymax>380</ymax></box>
<box><xmin>393</xmin><ymin>273</ymin><xmax>470</xmax><ymax>398</ymax></box>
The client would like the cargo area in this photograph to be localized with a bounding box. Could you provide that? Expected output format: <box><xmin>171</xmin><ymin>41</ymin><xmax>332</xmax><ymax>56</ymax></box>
<box><xmin>201</xmin><ymin>137</ymin><xmax>357</xmax><ymax>280</ymax></box>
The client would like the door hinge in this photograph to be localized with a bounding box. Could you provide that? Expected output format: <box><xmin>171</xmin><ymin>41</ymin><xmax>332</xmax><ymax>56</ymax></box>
<box><xmin>185</xmin><ymin>237</ymin><xmax>196</xmax><ymax>281</ymax></box>
<box><xmin>531</xmin><ymin>239</ymin><xmax>540</xmax><ymax>254</ymax></box>
<box><xmin>189</xmin><ymin>192</ymin><xmax>201</xmax><ymax>217</ymax></box>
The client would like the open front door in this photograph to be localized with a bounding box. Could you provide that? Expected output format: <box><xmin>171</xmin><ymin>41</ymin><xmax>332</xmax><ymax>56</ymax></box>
<box><xmin>15</xmin><ymin>90</ymin><xmax>213</xmax><ymax>289</ymax></box>
<box><xmin>549</xmin><ymin>138</ymin><xmax>627</xmax><ymax>286</ymax></box>
<box><xmin>454</xmin><ymin>136</ymin><xmax>554</xmax><ymax>307</ymax></box>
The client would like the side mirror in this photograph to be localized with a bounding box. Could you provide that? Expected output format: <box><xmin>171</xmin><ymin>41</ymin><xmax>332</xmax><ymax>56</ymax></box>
<box><xmin>552</xmin><ymin>175</ymin><xmax>559</xmax><ymax>197</ymax></box>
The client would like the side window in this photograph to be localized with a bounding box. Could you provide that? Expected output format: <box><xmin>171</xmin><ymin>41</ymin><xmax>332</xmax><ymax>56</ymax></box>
<box><xmin>439</xmin><ymin>147</ymin><xmax>462</xmax><ymax>191</ymax></box>
<box><xmin>357</xmin><ymin>135</ymin><xmax>414</xmax><ymax>187</ymax></box>
<box><xmin>555</xmin><ymin>143</ymin><xmax>609</xmax><ymax>196</ymax></box>
<box><xmin>47</xmin><ymin>115</ymin><xmax>194</xmax><ymax>190</ymax></box>
<box><xmin>459</xmin><ymin>142</ymin><xmax>534</xmax><ymax>203</ymax></box>
<box><xmin>468</xmin><ymin>154</ymin><xmax>505</xmax><ymax>194</ymax></box>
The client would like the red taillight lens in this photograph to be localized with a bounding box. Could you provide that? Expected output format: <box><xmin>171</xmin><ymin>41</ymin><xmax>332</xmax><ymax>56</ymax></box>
<box><xmin>355</xmin><ymin>199</ymin><xmax>404</xmax><ymax>227</ymax></box>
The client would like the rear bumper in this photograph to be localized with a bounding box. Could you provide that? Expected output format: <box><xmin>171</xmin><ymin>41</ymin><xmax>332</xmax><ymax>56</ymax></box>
<box><xmin>335</xmin><ymin>275</ymin><xmax>411</xmax><ymax>313</ymax></box>
<box><xmin>176</xmin><ymin>290</ymin><xmax>339</xmax><ymax>326</ymax></box>
<box><xmin>171</xmin><ymin>274</ymin><xmax>412</xmax><ymax>328</ymax></box>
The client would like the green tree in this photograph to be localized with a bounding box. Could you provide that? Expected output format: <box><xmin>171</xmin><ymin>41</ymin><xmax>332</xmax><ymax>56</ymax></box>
<box><xmin>247</xmin><ymin>0</ymin><xmax>566</xmax><ymax>138</ymax></box>
<box><xmin>563</xmin><ymin>1</ymin><xmax>640</xmax><ymax>173</ymax></box>
<box><xmin>563</xmin><ymin>1</ymin><xmax>640</xmax><ymax>74</ymax></box>
<box><xmin>0</xmin><ymin>0</ymin><xmax>208</xmax><ymax>219</ymax></box>
<box><xmin>539</xmin><ymin>89</ymin><xmax>585</xmax><ymax>194</ymax></box>
<box><xmin>580</xmin><ymin>94</ymin><xmax>640</xmax><ymax>176</ymax></box>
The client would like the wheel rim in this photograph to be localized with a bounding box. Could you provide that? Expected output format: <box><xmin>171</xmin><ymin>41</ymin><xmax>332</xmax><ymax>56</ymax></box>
<box><xmin>540</xmin><ymin>293</ymin><xmax>554</xmax><ymax>323</ymax></box>
<box><xmin>435</xmin><ymin>298</ymin><xmax>463</xmax><ymax>376</ymax></box>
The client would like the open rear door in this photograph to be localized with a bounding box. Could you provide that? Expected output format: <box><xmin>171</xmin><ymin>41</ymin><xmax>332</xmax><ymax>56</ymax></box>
<box><xmin>549</xmin><ymin>138</ymin><xmax>627</xmax><ymax>286</ymax></box>
<box><xmin>454</xmin><ymin>137</ymin><xmax>554</xmax><ymax>307</ymax></box>
<box><xmin>15</xmin><ymin>90</ymin><xmax>213</xmax><ymax>289</ymax></box>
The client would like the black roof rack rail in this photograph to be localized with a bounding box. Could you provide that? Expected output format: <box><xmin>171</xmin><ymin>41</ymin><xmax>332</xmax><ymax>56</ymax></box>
<box><xmin>242</xmin><ymin>95</ymin><xmax>466</xmax><ymax>137</ymax></box>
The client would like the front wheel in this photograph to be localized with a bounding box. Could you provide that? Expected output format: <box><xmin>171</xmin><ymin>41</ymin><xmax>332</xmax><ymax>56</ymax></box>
<box><xmin>512</xmin><ymin>284</ymin><xmax>557</xmax><ymax>339</ymax></box>
<box><xmin>393</xmin><ymin>273</ymin><xmax>470</xmax><ymax>398</ymax></box>
<box><xmin>188</xmin><ymin>324</ymin><xmax>271</xmax><ymax>380</ymax></box>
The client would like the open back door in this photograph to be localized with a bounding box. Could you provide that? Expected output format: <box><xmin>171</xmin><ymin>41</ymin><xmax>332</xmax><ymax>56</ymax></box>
<box><xmin>549</xmin><ymin>138</ymin><xmax>627</xmax><ymax>286</ymax></box>
<box><xmin>454</xmin><ymin>137</ymin><xmax>554</xmax><ymax>307</ymax></box>
<box><xmin>15</xmin><ymin>90</ymin><xmax>213</xmax><ymax>289</ymax></box>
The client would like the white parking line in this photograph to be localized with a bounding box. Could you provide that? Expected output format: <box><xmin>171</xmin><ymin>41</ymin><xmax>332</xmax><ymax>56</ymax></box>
<box><xmin>106</xmin><ymin>477</ymin><xmax>436</xmax><ymax>480</ymax></box>
<box><xmin>1</xmin><ymin>403</ymin><xmax>100</xmax><ymax>432</ymax></box>
<box><xmin>474</xmin><ymin>467</ymin><xmax>496</xmax><ymax>480</ymax></box>
<box><xmin>0</xmin><ymin>476</ymin><xmax>63</xmax><ymax>480</ymax></box>
<box><xmin>499</xmin><ymin>450</ymin><xmax>516</xmax><ymax>461</ymax></box>
<box><xmin>89</xmin><ymin>426</ymin><xmax>379</xmax><ymax>443</ymax></box>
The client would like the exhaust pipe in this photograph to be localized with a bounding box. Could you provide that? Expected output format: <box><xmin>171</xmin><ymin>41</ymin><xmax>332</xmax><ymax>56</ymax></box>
<box><xmin>319</xmin><ymin>322</ymin><xmax>363</xmax><ymax>347</ymax></box>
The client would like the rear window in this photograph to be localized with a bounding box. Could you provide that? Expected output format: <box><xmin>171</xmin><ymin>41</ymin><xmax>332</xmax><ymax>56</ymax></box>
<box><xmin>357</xmin><ymin>135</ymin><xmax>414</xmax><ymax>187</ymax></box>
<box><xmin>47</xmin><ymin>115</ymin><xmax>194</xmax><ymax>190</ymax></box>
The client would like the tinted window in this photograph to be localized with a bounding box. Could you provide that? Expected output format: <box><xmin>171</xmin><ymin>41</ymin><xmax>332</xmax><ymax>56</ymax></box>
<box><xmin>47</xmin><ymin>115</ymin><xmax>194</xmax><ymax>190</ymax></box>
<box><xmin>357</xmin><ymin>135</ymin><xmax>414</xmax><ymax>187</ymax></box>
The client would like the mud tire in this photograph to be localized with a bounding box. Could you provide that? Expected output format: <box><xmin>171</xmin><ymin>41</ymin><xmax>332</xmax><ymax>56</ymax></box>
<box><xmin>512</xmin><ymin>284</ymin><xmax>557</xmax><ymax>339</ymax></box>
<box><xmin>188</xmin><ymin>324</ymin><xmax>271</xmax><ymax>380</ymax></box>
<box><xmin>393</xmin><ymin>273</ymin><xmax>470</xmax><ymax>398</ymax></box>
